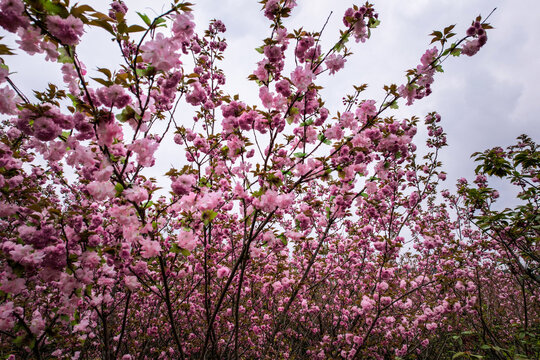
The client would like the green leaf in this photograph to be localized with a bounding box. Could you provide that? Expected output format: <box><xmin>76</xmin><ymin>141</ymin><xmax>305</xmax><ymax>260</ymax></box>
<box><xmin>294</xmin><ymin>152</ymin><xmax>307</xmax><ymax>158</ymax></box>
<box><xmin>452</xmin><ymin>352</ymin><xmax>467</xmax><ymax>359</ymax></box>
<box><xmin>91</xmin><ymin>77</ymin><xmax>112</xmax><ymax>86</ymax></box>
<box><xmin>43</xmin><ymin>1</ymin><xmax>68</xmax><ymax>16</ymax></box>
<box><xmin>88</xmin><ymin>19</ymin><xmax>116</xmax><ymax>36</ymax></box>
<box><xmin>0</xmin><ymin>43</ymin><xmax>14</xmax><ymax>55</ymax></box>
<box><xmin>57</xmin><ymin>48</ymin><xmax>73</xmax><ymax>64</ymax></box>
<box><xmin>127</xmin><ymin>24</ymin><xmax>146</xmax><ymax>33</ymax></box>
<box><xmin>202</xmin><ymin>210</ymin><xmax>218</xmax><ymax>225</ymax></box>
<box><xmin>300</xmin><ymin>119</ymin><xmax>314</xmax><ymax>127</ymax></box>
<box><xmin>444</xmin><ymin>24</ymin><xmax>456</xmax><ymax>35</ymax></box>
<box><xmin>317</xmin><ymin>133</ymin><xmax>331</xmax><ymax>145</ymax></box>
<box><xmin>180</xmin><ymin>248</ymin><xmax>191</xmax><ymax>256</ymax></box>
<box><xmin>85</xmin><ymin>284</ymin><xmax>93</xmax><ymax>297</ymax></box>
<box><xmin>13</xmin><ymin>335</ymin><xmax>25</xmax><ymax>347</ymax></box>
<box><xmin>369</xmin><ymin>19</ymin><xmax>381</xmax><ymax>29</ymax></box>
<box><xmin>137</xmin><ymin>12</ymin><xmax>152</xmax><ymax>26</ymax></box>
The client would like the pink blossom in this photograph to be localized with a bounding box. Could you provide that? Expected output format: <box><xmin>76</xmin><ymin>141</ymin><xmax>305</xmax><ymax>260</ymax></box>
<box><xmin>30</xmin><ymin>310</ymin><xmax>45</xmax><ymax>335</ymax></box>
<box><xmin>324</xmin><ymin>125</ymin><xmax>343</xmax><ymax>140</ymax></box>
<box><xmin>198</xmin><ymin>191</ymin><xmax>221</xmax><ymax>211</ymax></box>
<box><xmin>141</xmin><ymin>33</ymin><xmax>181</xmax><ymax>72</ymax></box>
<box><xmin>172</xmin><ymin>13</ymin><xmax>195</xmax><ymax>42</ymax></box>
<box><xmin>87</xmin><ymin>181</ymin><xmax>115</xmax><ymax>201</ymax></box>
<box><xmin>325</xmin><ymin>54</ymin><xmax>346</xmax><ymax>75</ymax></box>
<box><xmin>0</xmin><ymin>302</ymin><xmax>15</xmax><ymax>331</ymax></box>
<box><xmin>377</xmin><ymin>281</ymin><xmax>389</xmax><ymax>292</ymax></box>
<box><xmin>171</xmin><ymin>174</ymin><xmax>196</xmax><ymax>196</ymax></box>
<box><xmin>129</xmin><ymin>138</ymin><xmax>158</xmax><ymax>167</ymax></box>
<box><xmin>356</xmin><ymin>100</ymin><xmax>377</xmax><ymax>123</ymax></box>
<box><xmin>185</xmin><ymin>81</ymin><xmax>206</xmax><ymax>106</ymax></box>
<box><xmin>177</xmin><ymin>230</ymin><xmax>197</xmax><ymax>251</ymax></box>
<box><xmin>16</xmin><ymin>26</ymin><xmax>43</xmax><ymax>55</ymax></box>
<box><xmin>361</xmin><ymin>295</ymin><xmax>375</xmax><ymax>312</ymax></box>
<box><xmin>97</xmin><ymin>120</ymin><xmax>123</xmax><ymax>147</ymax></box>
<box><xmin>0</xmin><ymin>0</ymin><xmax>28</xmax><ymax>32</ymax></box>
<box><xmin>0</xmin><ymin>86</ymin><xmax>18</xmax><ymax>115</ymax></box>
<box><xmin>420</xmin><ymin>47</ymin><xmax>438</xmax><ymax>68</ymax></box>
<box><xmin>140</xmin><ymin>239</ymin><xmax>161</xmax><ymax>258</ymax></box>
<box><xmin>46</xmin><ymin>15</ymin><xmax>84</xmax><ymax>45</ymax></box>
<box><xmin>33</xmin><ymin>116</ymin><xmax>61</xmax><ymax>141</ymax></box>
<box><xmin>73</xmin><ymin>318</ymin><xmax>89</xmax><ymax>333</ymax></box>
<box><xmin>96</xmin><ymin>84</ymin><xmax>132</xmax><ymax>108</ymax></box>
<box><xmin>461</xmin><ymin>39</ymin><xmax>481</xmax><ymax>56</ymax></box>
<box><xmin>0</xmin><ymin>277</ymin><xmax>25</xmax><ymax>295</ymax></box>
<box><xmin>124</xmin><ymin>276</ymin><xmax>140</xmax><ymax>291</ymax></box>
<box><xmin>216</xmin><ymin>266</ymin><xmax>230</xmax><ymax>279</ymax></box>
<box><xmin>291</xmin><ymin>65</ymin><xmax>315</xmax><ymax>92</ymax></box>
<box><xmin>398</xmin><ymin>84</ymin><xmax>417</xmax><ymax>106</ymax></box>
<box><xmin>124</xmin><ymin>186</ymin><xmax>148</xmax><ymax>203</ymax></box>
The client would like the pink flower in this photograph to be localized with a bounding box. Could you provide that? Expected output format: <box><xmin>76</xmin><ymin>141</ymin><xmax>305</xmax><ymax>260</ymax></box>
<box><xmin>376</xmin><ymin>281</ymin><xmax>389</xmax><ymax>292</ymax></box>
<box><xmin>30</xmin><ymin>310</ymin><xmax>45</xmax><ymax>335</ymax></box>
<box><xmin>420</xmin><ymin>47</ymin><xmax>438</xmax><ymax>68</ymax></box>
<box><xmin>0</xmin><ymin>302</ymin><xmax>16</xmax><ymax>331</ymax></box>
<box><xmin>0</xmin><ymin>86</ymin><xmax>18</xmax><ymax>115</ymax></box>
<box><xmin>324</xmin><ymin>125</ymin><xmax>343</xmax><ymax>140</ymax></box>
<box><xmin>325</xmin><ymin>54</ymin><xmax>346</xmax><ymax>75</ymax></box>
<box><xmin>171</xmin><ymin>174</ymin><xmax>196</xmax><ymax>196</ymax></box>
<box><xmin>0</xmin><ymin>0</ymin><xmax>28</xmax><ymax>32</ymax></box>
<box><xmin>177</xmin><ymin>230</ymin><xmax>197</xmax><ymax>251</ymax></box>
<box><xmin>140</xmin><ymin>239</ymin><xmax>161</xmax><ymax>258</ymax></box>
<box><xmin>124</xmin><ymin>276</ymin><xmax>140</xmax><ymax>291</ymax></box>
<box><xmin>361</xmin><ymin>295</ymin><xmax>375</xmax><ymax>312</ymax></box>
<box><xmin>172</xmin><ymin>12</ymin><xmax>195</xmax><ymax>42</ymax></box>
<box><xmin>141</xmin><ymin>33</ymin><xmax>181</xmax><ymax>72</ymax></box>
<box><xmin>356</xmin><ymin>100</ymin><xmax>377</xmax><ymax>123</ymax></box>
<box><xmin>73</xmin><ymin>318</ymin><xmax>89</xmax><ymax>333</ymax></box>
<box><xmin>272</xmin><ymin>281</ymin><xmax>283</xmax><ymax>293</ymax></box>
<box><xmin>461</xmin><ymin>39</ymin><xmax>481</xmax><ymax>56</ymax></box>
<box><xmin>16</xmin><ymin>26</ymin><xmax>43</xmax><ymax>55</ymax></box>
<box><xmin>398</xmin><ymin>84</ymin><xmax>417</xmax><ymax>106</ymax></box>
<box><xmin>198</xmin><ymin>191</ymin><xmax>221</xmax><ymax>211</ymax></box>
<box><xmin>97</xmin><ymin>120</ymin><xmax>123</xmax><ymax>147</ymax></box>
<box><xmin>86</xmin><ymin>181</ymin><xmax>115</xmax><ymax>201</ymax></box>
<box><xmin>216</xmin><ymin>266</ymin><xmax>230</xmax><ymax>278</ymax></box>
<box><xmin>0</xmin><ymin>277</ymin><xmax>25</xmax><ymax>295</ymax></box>
<box><xmin>33</xmin><ymin>116</ymin><xmax>61</xmax><ymax>141</ymax></box>
<box><xmin>129</xmin><ymin>138</ymin><xmax>158</xmax><ymax>167</ymax></box>
<box><xmin>291</xmin><ymin>65</ymin><xmax>315</xmax><ymax>92</ymax></box>
<box><xmin>46</xmin><ymin>15</ymin><xmax>84</xmax><ymax>45</ymax></box>
<box><xmin>255</xmin><ymin>190</ymin><xmax>278</xmax><ymax>212</ymax></box>
<box><xmin>96</xmin><ymin>85</ymin><xmax>131</xmax><ymax>108</ymax></box>
<box><xmin>124</xmin><ymin>186</ymin><xmax>148</xmax><ymax>203</ymax></box>
<box><xmin>264</xmin><ymin>0</ymin><xmax>279</xmax><ymax>20</ymax></box>
<box><xmin>185</xmin><ymin>81</ymin><xmax>207</xmax><ymax>106</ymax></box>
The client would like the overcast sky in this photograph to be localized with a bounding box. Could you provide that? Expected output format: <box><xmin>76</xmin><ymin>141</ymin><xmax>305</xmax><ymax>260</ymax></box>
<box><xmin>6</xmin><ymin>0</ymin><xmax>539</xmax><ymax>201</ymax></box>
<box><xmin>192</xmin><ymin>0</ymin><xmax>540</xmax><ymax>200</ymax></box>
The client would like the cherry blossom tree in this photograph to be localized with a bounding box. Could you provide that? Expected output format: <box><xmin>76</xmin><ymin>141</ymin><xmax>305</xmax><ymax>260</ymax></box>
<box><xmin>0</xmin><ymin>0</ymin><xmax>537</xmax><ymax>359</ymax></box>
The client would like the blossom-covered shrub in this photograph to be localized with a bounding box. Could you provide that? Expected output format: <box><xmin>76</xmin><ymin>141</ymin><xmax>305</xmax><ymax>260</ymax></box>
<box><xmin>0</xmin><ymin>1</ymin><xmax>537</xmax><ymax>359</ymax></box>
